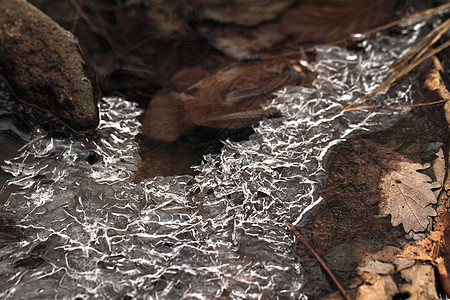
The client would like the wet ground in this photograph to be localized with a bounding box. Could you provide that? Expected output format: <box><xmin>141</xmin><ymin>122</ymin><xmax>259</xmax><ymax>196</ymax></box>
<box><xmin>297</xmin><ymin>66</ymin><xmax>450</xmax><ymax>298</ymax></box>
<box><xmin>1</xmin><ymin>0</ymin><xmax>450</xmax><ymax>299</ymax></box>
<box><xmin>25</xmin><ymin>0</ymin><xmax>416</xmax><ymax>180</ymax></box>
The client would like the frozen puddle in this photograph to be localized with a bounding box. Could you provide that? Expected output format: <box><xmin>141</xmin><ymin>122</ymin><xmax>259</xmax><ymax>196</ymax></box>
<box><xmin>0</xmin><ymin>18</ymin><xmax>428</xmax><ymax>299</ymax></box>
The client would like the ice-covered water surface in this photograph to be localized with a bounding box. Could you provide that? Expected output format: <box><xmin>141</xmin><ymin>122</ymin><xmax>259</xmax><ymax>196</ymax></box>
<box><xmin>0</xmin><ymin>21</ymin><xmax>425</xmax><ymax>299</ymax></box>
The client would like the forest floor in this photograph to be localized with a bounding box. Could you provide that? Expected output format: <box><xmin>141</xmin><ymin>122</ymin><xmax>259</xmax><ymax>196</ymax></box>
<box><xmin>2</xmin><ymin>0</ymin><xmax>450</xmax><ymax>298</ymax></box>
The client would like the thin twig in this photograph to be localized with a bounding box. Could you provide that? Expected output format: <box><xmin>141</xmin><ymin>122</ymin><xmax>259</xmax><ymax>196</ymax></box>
<box><xmin>286</xmin><ymin>222</ymin><xmax>351</xmax><ymax>300</ymax></box>
<box><xmin>391</xmin><ymin>18</ymin><xmax>450</xmax><ymax>72</ymax></box>
<box><xmin>70</xmin><ymin>0</ymin><xmax>86</xmax><ymax>33</ymax></box>
<box><xmin>364</xmin><ymin>2</ymin><xmax>450</xmax><ymax>37</ymax></box>
<box><xmin>348</xmin><ymin>98</ymin><xmax>448</xmax><ymax>110</ymax></box>
<box><xmin>341</xmin><ymin>28</ymin><xmax>450</xmax><ymax>112</ymax></box>
<box><xmin>68</xmin><ymin>0</ymin><xmax>118</xmax><ymax>53</ymax></box>
<box><xmin>262</xmin><ymin>3</ymin><xmax>450</xmax><ymax>60</ymax></box>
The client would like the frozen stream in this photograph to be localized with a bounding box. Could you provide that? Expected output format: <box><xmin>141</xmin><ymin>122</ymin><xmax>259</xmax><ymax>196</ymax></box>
<box><xmin>0</xmin><ymin>18</ymin><xmax>432</xmax><ymax>299</ymax></box>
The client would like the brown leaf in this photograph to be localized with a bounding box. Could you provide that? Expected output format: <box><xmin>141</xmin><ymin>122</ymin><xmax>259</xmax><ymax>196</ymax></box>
<box><xmin>357</xmin><ymin>259</ymin><xmax>395</xmax><ymax>275</ymax></box>
<box><xmin>436</xmin><ymin>213</ymin><xmax>450</xmax><ymax>296</ymax></box>
<box><xmin>424</xmin><ymin>56</ymin><xmax>450</xmax><ymax>126</ymax></box>
<box><xmin>430</xmin><ymin>144</ymin><xmax>445</xmax><ymax>186</ymax></box>
<box><xmin>400</xmin><ymin>231</ymin><xmax>441</xmax><ymax>263</ymax></box>
<box><xmin>141</xmin><ymin>59</ymin><xmax>302</xmax><ymax>141</ymax></box>
<box><xmin>399</xmin><ymin>213</ymin><xmax>450</xmax><ymax>296</ymax></box>
<box><xmin>424</xmin><ymin>57</ymin><xmax>450</xmax><ymax>101</ymax></box>
<box><xmin>356</xmin><ymin>246</ymin><xmax>415</xmax><ymax>276</ymax></box>
<box><xmin>180</xmin><ymin>59</ymin><xmax>301</xmax><ymax>128</ymax></box>
<box><xmin>356</xmin><ymin>273</ymin><xmax>399</xmax><ymax>300</ymax></box>
<box><xmin>203</xmin><ymin>23</ymin><xmax>285</xmax><ymax>60</ymax></box>
<box><xmin>379</xmin><ymin>161</ymin><xmax>438</xmax><ymax>233</ymax></box>
<box><xmin>281</xmin><ymin>0</ymin><xmax>395</xmax><ymax>44</ymax></box>
<box><xmin>399</xmin><ymin>264</ymin><xmax>439</xmax><ymax>299</ymax></box>
<box><xmin>199</xmin><ymin>0</ymin><xmax>295</xmax><ymax>26</ymax></box>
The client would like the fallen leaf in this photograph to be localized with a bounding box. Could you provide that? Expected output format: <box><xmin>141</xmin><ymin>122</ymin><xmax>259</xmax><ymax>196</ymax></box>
<box><xmin>379</xmin><ymin>161</ymin><xmax>438</xmax><ymax>233</ymax></box>
<box><xmin>142</xmin><ymin>59</ymin><xmax>302</xmax><ymax>141</ymax></box>
<box><xmin>424</xmin><ymin>57</ymin><xmax>450</xmax><ymax>100</ymax></box>
<box><xmin>429</xmin><ymin>144</ymin><xmax>445</xmax><ymax>186</ymax></box>
<box><xmin>356</xmin><ymin>273</ymin><xmax>398</xmax><ymax>300</ymax></box>
<box><xmin>399</xmin><ymin>264</ymin><xmax>438</xmax><ymax>300</ymax></box>
<box><xmin>281</xmin><ymin>0</ymin><xmax>395</xmax><ymax>44</ymax></box>
<box><xmin>203</xmin><ymin>23</ymin><xmax>285</xmax><ymax>60</ymax></box>
<box><xmin>435</xmin><ymin>213</ymin><xmax>450</xmax><ymax>296</ymax></box>
<box><xmin>399</xmin><ymin>213</ymin><xmax>450</xmax><ymax>296</ymax></box>
<box><xmin>199</xmin><ymin>0</ymin><xmax>295</xmax><ymax>26</ymax></box>
<box><xmin>424</xmin><ymin>56</ymin><xmax>450</xmax><ymax>126</ymax></box>
<box><xmin>400</xmin><ymin>231</ymin><xmax>441</xmax><ymax>262</ymax></box>
<box><xmin>357</xmin><ymin>259</ymin><xmax>395</xmax><ymax>275</ymax></box>
<box><xmin>356</xmin><ymin>246</ymin><xmax>415</xmax><ymax>276</ymax></box>
<box><xmin>393</xmin><ymin>256</ymin><xmax>416</xmax><ymax>272</ymax></box>
<box><xmin>433</xmin><ymin>146</ymin><xmax>445</xmax><ymax>198</ymax></box>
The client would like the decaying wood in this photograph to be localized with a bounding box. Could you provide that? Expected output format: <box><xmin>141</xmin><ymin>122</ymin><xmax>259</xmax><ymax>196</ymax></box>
<box><xmin>0</xmin><ymin>0</ymin><xmax>99</xmax><ymax>131</ymax></box>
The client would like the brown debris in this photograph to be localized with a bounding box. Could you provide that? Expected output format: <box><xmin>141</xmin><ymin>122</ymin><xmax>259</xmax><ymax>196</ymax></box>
<box><xmin>287</xmin><ymin>222</ymin><xmax>350</xmax><ymax>300</ymax></box>
<box><xmin>0</xmin><ymin>0</ymin><xmax>99</xmax><ymax>131</ymax></box>
<box><xmin>303</xmin><ymin>96</ymin><xmax>448</xmax><ymax>297</ymax></box>
<box><xmin>356</xmin><ymin>273</ymin><xmax>399</xmax><ymax>300</ymax></box>
<box><xmin>400</xmin><ymin>213</ymin><xmax>450</xmax><ymax>296</ymax></box>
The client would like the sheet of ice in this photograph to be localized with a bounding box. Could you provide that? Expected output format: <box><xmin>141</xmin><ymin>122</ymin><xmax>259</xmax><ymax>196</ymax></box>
<box><xmin>0</xmin><ymin>18</ymin><xmax>430</xmax><ymax>299</ymax></box>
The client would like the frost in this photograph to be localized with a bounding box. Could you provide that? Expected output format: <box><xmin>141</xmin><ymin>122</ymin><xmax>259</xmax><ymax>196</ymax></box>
<box><xmin>0</xmin><ymin>19</ymin><xmax>428</xmax><ymax>299</ymax></box>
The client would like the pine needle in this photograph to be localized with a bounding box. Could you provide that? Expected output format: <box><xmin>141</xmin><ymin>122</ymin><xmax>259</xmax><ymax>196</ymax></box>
<box><xmin>263</xmin><ymin>3</ymin><xmax>450</xmax><ymax>60</ymax></box>
<box><xmin>342</xmin><ymin>18</ymin><xmax>450</xmax><ymax>111</ymax></box>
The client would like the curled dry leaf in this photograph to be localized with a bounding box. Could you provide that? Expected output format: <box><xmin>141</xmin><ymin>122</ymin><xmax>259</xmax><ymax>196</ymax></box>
<box><xmin>180</xmin><ymin>60</ymin><xmax>302</xmax><ymax>128</ymax></box>
<box><xmin>142</xmin><ymin>59</ymin><xmax>302</xmax><ymax>141</ymax></box>
<box><xmin>356</xmin><ymin>273</ymin><xmax>398</xmax><ymax>300</ymax></box>
<box><xmin>424</xmin><ymin>56</ymin><xmax>450</xmax><ymax>101</ymax></box>
<box><xmin>379</xmin><ymin>161</ymin><xmax>439</xmax><ymax>233</ymax></box>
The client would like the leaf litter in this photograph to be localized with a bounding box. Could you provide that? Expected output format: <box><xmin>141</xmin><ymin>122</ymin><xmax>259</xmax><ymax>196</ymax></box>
<box><xmin>303</xmin><ymin>71</ymin><xmax>449</xmax><ymax>298</ymax></box>
<box><xmin>5</xmin><ymin>1</ymin><xmax>450</xmax><ymax>298</ymax></box>
<box><xmin>319</xmin><ymin>51</ymin><xmax>450</xmax><ymax>298</ymax></box>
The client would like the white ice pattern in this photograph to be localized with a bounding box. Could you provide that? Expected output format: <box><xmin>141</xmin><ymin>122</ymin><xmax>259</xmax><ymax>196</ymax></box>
<box><xmin>0</xmin><ymin>19</ymin><xmax>430</xmax><ymax>299</ymax></box>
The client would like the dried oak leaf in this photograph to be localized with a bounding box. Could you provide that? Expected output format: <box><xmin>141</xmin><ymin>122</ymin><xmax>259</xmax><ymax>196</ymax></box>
<box><xmin>379</xmin><ymin>161</ymin><xmax>438</xmax><ymax>233</ymax></box>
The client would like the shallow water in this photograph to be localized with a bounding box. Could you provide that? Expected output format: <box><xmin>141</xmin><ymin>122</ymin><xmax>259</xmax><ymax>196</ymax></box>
<box><xmin>0</xmin><ymin>15</ymin><xmax>442</xmax><ymax>299</ymax></box>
